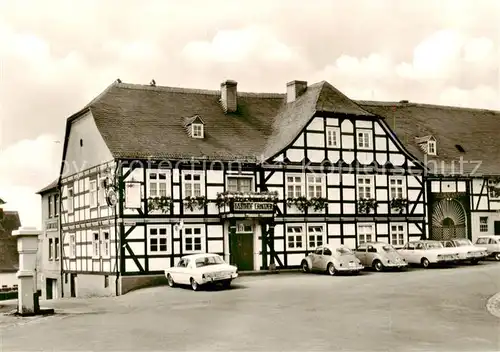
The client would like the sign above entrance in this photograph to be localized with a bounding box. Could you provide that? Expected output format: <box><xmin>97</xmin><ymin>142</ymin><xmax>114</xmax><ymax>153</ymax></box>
<box><xmin>233</xmin><ymin>202</ymin><xmax>274</xmax><ymax>212</ymax></box>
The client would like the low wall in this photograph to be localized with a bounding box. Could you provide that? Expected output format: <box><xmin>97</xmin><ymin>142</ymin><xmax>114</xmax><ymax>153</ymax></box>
<box><xmin>62</xmin><ymin>273</ymin><xmax>118</xmax><ymax>298</ymax></box>
<box><xmin>119</xmin><ymin>274</ymin><xmax>168</xmax><ymax>295</ymax></box>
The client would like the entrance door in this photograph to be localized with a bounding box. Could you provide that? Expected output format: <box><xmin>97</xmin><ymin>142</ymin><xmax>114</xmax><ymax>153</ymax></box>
<box><xmin>46</xmin><ymin>279</ymin><xmax>53</xmax><ymax>300</ymax></box>
<box><xmin>70</xmin><ymin>274</ymin><xmax>76</xmax><ymax>297</ymax></box>
<box><xmin>495</xmin><ymin>221</ymin><xmax>500</xmax><ymax>236</ymax></box>
<box><xmin>230</xmin><ymin>233</ymin><xmax>254</xmax><ymax>271</ymax></box>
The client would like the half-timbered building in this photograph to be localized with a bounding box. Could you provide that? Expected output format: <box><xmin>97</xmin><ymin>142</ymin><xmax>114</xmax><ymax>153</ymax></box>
<box><xmin>56</xmin><ymin>78</ymin><xmax>498</xmax><ymax>296</ymax></box>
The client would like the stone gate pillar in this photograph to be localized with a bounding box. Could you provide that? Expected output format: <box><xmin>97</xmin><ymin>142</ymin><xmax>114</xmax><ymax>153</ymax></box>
<box><xmin>12</xmin><ymin>227</ymin><xmax>41</xmax><ymax>315</ymax></box>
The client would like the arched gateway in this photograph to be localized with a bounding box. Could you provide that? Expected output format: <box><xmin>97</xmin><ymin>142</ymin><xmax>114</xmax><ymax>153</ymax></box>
<box><xmin>431</xmin><ymin>199</ymin><xmax>467</xmax><ymax>240</ymax></box>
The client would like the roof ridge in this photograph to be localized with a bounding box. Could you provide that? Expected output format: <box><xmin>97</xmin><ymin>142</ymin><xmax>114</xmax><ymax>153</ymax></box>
<box><xmin>114</xmin><ymin>82</ymin><xmax>285</xmax><ymax>99</ymax></box>
<box><xmin>357</xmin><ymin>99</ymin><xmax>500</xmax><ymax>114</ymax></box>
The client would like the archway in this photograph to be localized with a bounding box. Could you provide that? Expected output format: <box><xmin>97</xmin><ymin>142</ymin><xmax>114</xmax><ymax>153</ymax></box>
<box><xmin>431</xmin><ymin>199</ymin><xmax>467</xmax><ymax>240</ymax></box>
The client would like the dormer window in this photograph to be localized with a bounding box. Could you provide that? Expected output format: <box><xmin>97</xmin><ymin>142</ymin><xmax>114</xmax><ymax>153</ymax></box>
<box><xmin>192</xmin><ymin>124</ymin><xmax>203</xmax><ymax>138</ymax></box>
<box><xmin>415</xmin><ymin>135</ymin><xmax>436</xmax><ymax>156</ymax></box>
<box><xmin>184</xmin><ymin>115</ymin><xmax>205</xmax><ymax>139</ymax></box>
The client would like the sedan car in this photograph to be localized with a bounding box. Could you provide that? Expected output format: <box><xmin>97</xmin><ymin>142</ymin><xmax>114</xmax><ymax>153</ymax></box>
<box><xmin>441</xmin><ymin>238</ymin><xmax>488</xmax><ymax>264</ymax></box>
<box><xmin>355</xmin><ymin>242</ymin><xmax>408</xmax><ymax>271</ymax></box>
<box><xmin>398</xmin><ymin>240</ymin><xmax>460</xmax><ymax>268</ymax></box>
<box><xmin>301</xmin><ymin>244</ymin><xmax>364</xmax><ymax>275</ymax></box>
<box><xmin>165</xmin><ymin>253</ymin><xmax>238</xmax><ymax>291</ymax></box>
<box><xmin>475</xmin><ymin>236</ymin><xmax>500</xmax><ymax>261</ymax></box>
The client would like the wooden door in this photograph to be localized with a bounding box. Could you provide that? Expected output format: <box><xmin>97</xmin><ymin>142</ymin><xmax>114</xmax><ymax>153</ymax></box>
<box><xmin>46</xmin><ymin>279</ymin><xmax>53</xmax><ymax>300</ymax></box>
<box><xmin>230</xmin><ymin>233</ymin><xmax>254</xmax><ymax>271</ymax></box>
<box><xmin>494</xmin><ymin>221</ymin><xmax>500</xmax><ymax>236</ymax></box>
<box><xmin>70</xmin><ymin>274</ymin><xmax>76</xmax><ymax>297</ymax></box>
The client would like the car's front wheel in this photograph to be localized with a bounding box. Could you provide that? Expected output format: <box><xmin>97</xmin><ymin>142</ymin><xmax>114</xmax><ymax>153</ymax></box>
<box><xmin>190</xmin><ymin>278</ymin><xmax>199</xmax><ymax>291</ymax></box>
<box><xmin>301</xmin><ymin>260</ymin><xmax>310</xmax><ymax>273</ymax></box>
<box><xmin>327</xmin><ymin>263</ymin><xmax>336</xmax><ymax>276</ymax></box>
<box><xmin>421</xmin><ymin>257</ymin><xmax>430</xmax><ymax>268</ymax></box>
<box><xmin>166</xmin><ymin>274</ymin><xmax>175</xmax><ymax>287</ymax></box>
<box><xmin>494</xmin><ymin>253</ymin><xmax>500</xmax><ymax>261</ymax></box>
<box><xmin>372</xmin><ymin>260</ymin><xmax>383</xmax><ymax>272</ymax></box>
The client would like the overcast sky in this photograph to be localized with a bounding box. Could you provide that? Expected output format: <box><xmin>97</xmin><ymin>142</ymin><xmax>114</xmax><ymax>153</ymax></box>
<box><xmin>0</xmin><ymin>0</ymin><xmax>499</xmax><ymax>228</ymax></box>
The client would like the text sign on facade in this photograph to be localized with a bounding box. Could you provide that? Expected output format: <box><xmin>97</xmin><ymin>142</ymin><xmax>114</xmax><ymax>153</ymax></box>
<box><xmin>233</xmin><ymin>202</ymin><xmax>274</xmax><ymax>212</ymax></box>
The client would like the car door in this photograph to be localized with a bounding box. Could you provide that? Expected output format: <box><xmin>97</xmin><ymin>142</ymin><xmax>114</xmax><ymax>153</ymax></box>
<box><xmin>176</xmin><ymin>258</ymin><xmax>191</xmax><ymax>284</ymax></box>
<box><xmin>402</xmin><ymin>242</ymin><xmax>416</xmax><ymax>263</ymax></box>
<box><xmin>311</xmin><ymin>247</ymin><xmax>324</xmax><ymax>270</ymax></box>
<box><xmin>355</xmin><ymin>244</ymin><xmax>368</xmax><ymax>266</ymax></box>
<box><xmin>318</xmin><ymin>247</ymin><xmax>333</xmax><ymax>271</ymax></box>
<box><xmin>490</xmin><ymin>238</ymin><xmax>500</xmax><ymax>252</ymax></box>
<box><xmin>366</xmin><ymin>245</ymin><xmax>377</xmax><ymax>265</ymax></box>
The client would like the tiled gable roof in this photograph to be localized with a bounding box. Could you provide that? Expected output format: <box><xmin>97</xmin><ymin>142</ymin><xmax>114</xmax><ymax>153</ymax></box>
<box><xmin>36</xmin><ymin>179</ymin><xmax>59</xmax><ymax>194</ymax></box>
<box><xmin>358</xmin><ymin>101</ymin><xmax>500</xmax><ymax>175</ymax></box>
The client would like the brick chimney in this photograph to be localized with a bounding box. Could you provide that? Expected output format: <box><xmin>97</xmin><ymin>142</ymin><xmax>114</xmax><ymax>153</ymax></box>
<box><xmin>286</xmin><ymin>80</ymin><xmax>307</xmax><ymax>103</ymax></box>
<box><xmin>220</xmin><ymin>80</ymin><xmax>237</xmax><ymax>113</ymax></box>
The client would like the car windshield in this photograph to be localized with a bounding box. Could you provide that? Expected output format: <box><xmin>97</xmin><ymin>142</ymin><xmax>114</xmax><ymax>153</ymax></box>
<box><xmin>382</xmin><ymin>245</ymin><xmax>396</xmax><ymax>252</ymax></box>
<box><xmin>425</xmin><ymin>242</ymin><xmax>443</xmax><ymax>249</ymax></box>
<box><xmin>195</xmin><ymin>256</ymin><xmax>224</xmax><ymax>267</ymax></box>
<box><xmin>454</xmin><ymin>239</ymin><xmax>472</xmax><ymax>246</ymax></box>
<box><xmin>336</xmin><ymin>247</ymin><xmax>352</xmax><ymax>255</ymax></box>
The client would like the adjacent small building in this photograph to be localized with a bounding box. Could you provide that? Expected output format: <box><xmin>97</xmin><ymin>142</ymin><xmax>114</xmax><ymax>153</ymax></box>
<box><xmin>37</xmin><ymin>78</ymin><xmax>500</xmax><ymax>298</ymax></box>
<box><xmin>0</xmin><ymin>201</ymin><xmax>22</xmax><ymax>291</ymax></box>
<box><xmin>36</xmin><ymin>180</ymin><xmax>61</xmax><ymax>299</ymax></box>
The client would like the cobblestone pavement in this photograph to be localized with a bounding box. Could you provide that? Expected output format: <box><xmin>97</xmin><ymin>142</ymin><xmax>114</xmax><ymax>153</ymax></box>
<box><xmin>1</xmin><ymin>261</ymin><xmax>500</xmax><ymax>351</ymax></box>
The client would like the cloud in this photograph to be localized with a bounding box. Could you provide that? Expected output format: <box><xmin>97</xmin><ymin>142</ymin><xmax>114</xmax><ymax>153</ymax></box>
<box><xmin>463</xmin><ymin>37</ymin><xmax>494</xmax><ymax>62</ymax></box>
<box><xmin>439</xmin><ymin>85</ymin><xmax>500</xmax><ymax>110</ymax></box>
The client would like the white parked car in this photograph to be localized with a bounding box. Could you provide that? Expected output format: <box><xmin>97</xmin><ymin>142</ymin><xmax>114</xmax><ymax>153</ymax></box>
<box><xmin>301</xmin><ymin>244</ymin><xmax>364</xmax><ymax>275</ymax></box>
<box><xmin>475</xmin><ymin>236</ymin><xmax>500</xmax><ymax>261</ymax></box>
<box><xmin>441</xmin><ymin>239</ymin><xmax>488</xmax><ymax>264</ymax></box>
<box><xmin>398</xmin><ymin>240</ymin><xmax>460</xmax><ymax>268</ymax></box>
<box><xmin>165</xmin><ymin>253</ymin><xmax>238</xmax><ymax>291</ymax></box>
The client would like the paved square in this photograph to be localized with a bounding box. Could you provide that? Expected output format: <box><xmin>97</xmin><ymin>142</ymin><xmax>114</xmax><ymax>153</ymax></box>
<box><xmin>1</xmin><ymin>262</ymin><xmax>500</xmax><ymax>351</ymax></box>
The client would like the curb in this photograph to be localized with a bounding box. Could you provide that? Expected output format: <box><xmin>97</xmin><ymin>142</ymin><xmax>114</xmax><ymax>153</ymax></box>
<box><xmin>486</xmin><ymin>292</ymin><xmax>500</xmax><ymax>319</ymax></box>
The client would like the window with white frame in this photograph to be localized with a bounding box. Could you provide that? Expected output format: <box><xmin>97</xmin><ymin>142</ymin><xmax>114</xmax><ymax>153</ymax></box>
<box><xmin>326</xmin><ymin>127</ymin><xmax>340</xmax><ymax>147</ymax></box>
<box><xmin>101</xmin><ymin>232</ymin><xmax>110</xmax><ymax>258</ymax></box>
<box><xmin>98</xmin><ymin>183</ymin><xmax>106</xmax><ymax>206</ymax></box>
<box><xmin>357</xmin><ymin>176</ymin><xmax>373</xmax><ymax>199</ymax></box>
<box><xmin>389</xmin><ymin>177</ymin><xmax>404</xmax><ymax>199</ymax></box>
<box><xmin>307</xmin><ymin>175</ymin><xmax>324</xmax><ymax>198</ymax></box>
<box><xmin>48</xmin><ymin>238</ymin><xmax>53</xmax><ymax>260</ymax></box>
<box><xmin>192</xmin><ymin>124</ymin><xmax>204</xmax><ymax>138</ymax></box>
<box><xmin>48</xmin><ymin>195</ymin><xmax>53</xmax><ymax>218</ymax></box>
<box><xmin>427</xmin><ymin>140</ymin><xmax>436</xmax><ymax>155</ymax></box>
<box><xmin>184</xmin><ymin>172</ymin><xmax>203</xmax><ymax>197</ymax></box>
<box><xmin>227</xmin><ymin>177</ymin><xmax>252</xmax><ymax>192</ymax></box>
<box><xmin>149</xmin><ymin>170</ymin><xmax>170</xmax><ymax>198</ymax></box>
<box><xmin>480</xmin><ymin>217</ymin><xmax>488</xmax><ymax>232</ymax></box>
<box><xmin>488</xmin><ymin>179</ymin><xmax>499</xmax><ymax>199</ymax></box>
<box><xmin>55</xmin><ymin>237</ymin><xmax>59</xmax><ymax>260</ymax></box>
<box><xmin>308</xmin><ymin>226</ymin><xmax>324</xmax><ymax>248</ymax></box>
<box><xmin>69</xmin><ymin>234</ymin><xmax>76</xmax><ymax>258</ymax></box>
<box><xmin>67</xmin><ymin>187</ymin><xmax>74</xmax><ymax>213</ymax></box>
<box><xmin>54</xmin><ymin>194</ymin><xmax>59</xmax><ymax>216</ymax></box>
<box><xmin>287</xmin><ymin>225</ymin><xmax>304</xmax><ymax>249</ymax></box>
<box><xmin>357</xmin><ymin>224</ymin><xmax>375</xmax><ymax>245</ymax></box>
<box><xmin>149</xmin><ymin>227</ymin><xmax>168</xmax><ymax>253</ymax></box>
<box><xmin>390</xmin><ymin>223</ymin><xmax>406</xmax><ymax>246</ymax></box>
<box><xmin>286</xmin><ymin>175</ymin><xmax>303</xmax><ymax>198</ymax></box>
<box><xmin>184</xmin><ymin>226</ymin><xmax>203</xmax><ymax>253</ymax></box>
<box><xmin>92</xmin><ymin>232</ymin><xmax>100</xmax><ymax>258</ymax></box>
<box><xmin>357</xmin><ymin>129</ymin><xmax>372</xmax><ymax>149</ymax></box>
<box><xmin>89</xmin><ymin>180</ymin><xmax>97</xmax><ymax>208</ymax></box>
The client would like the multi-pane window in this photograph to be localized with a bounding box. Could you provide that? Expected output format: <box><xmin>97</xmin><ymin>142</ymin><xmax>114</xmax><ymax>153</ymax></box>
<box><xmin>287</xmin><ymin>175</ymin><xmax>303</xmax><ymax>198</ymax></box>
<box><xmin>390</xmin><ymin>224</ymin><xmax>406</xmax><ymax>246</ymax></box>
<box><xmin>358</xmin><ymin>224</ymin><xmax>374</xmax><ymax>245</ymax></box>
<box><xmin>90</xmin><ymin>180</ymin><xmax>97</xmax><ymax>208</ymax></box>
<box><xmin>54</xmin><ymin>194</ymin><xmax>59</xmax><ymax>216</ymax></box>
<box><xmin>308</xmin><ymin>226</ymin><xmax>324</xmax><ymax>248</ymax></box>
<box><xmin>428</xmin><ymin>141</ymin><xmax>436</xmax><ymax>155</ymax></box>
<box><xmin>227</xmin><ymin>177</ymin><xmax>252</xmax><ymax>192</ymax></box>
<box><xmin>184</xmin><ymin>173</ymin><xmax>202</xmax><ymax>197</ymax></box>
<box><xmin>92</xmin><ymin>232</ymin><xmax>100</xmax><ymax>258</ymax></box>
<box><xmin>326</xmin><ymin>127</ymin><xmax>339</xmax><ymax>147</ymax></box>
<box><xmin>480</xmin><ymin>217</ymin><xmax>488</xmax><ymax>232</ymax></box>
<box><xmin>192</xmin><ymin>124</ymin><xmax>203</xmax><ymax>138</ymax></box>
<box><xmin>389</xmin><ymin>177</ymin><xmax>404</xmax><ymax>199</ymax></box>
<box><xmin>149</xmin><ymin>171</ymin><xmax>169</xmax><ymax>197</ymax></box>
<box><xmin>48</xmin><ymin>195</ymin><xmax>53</xmax><ymax>218</ymax></box>
<box><xmin>358</xmin><ymin>177</ymin><xmax>373</xmax><ymax>199</ymax></box>
<box><xmin>67</xmin><ymin>188</ymin><xmax>74</xmax><ymax>213</ymax></box>
<box><xmin>149</xmin><ymin>227</ymin><xmax>168</xmax><ymax>253</ymax></box>
<box><xmin>101</xmin><ymin>232</ymin><xmax>110</xmax><ymax>258</ymax></box>
<box><xmin>69</xmin><ymin>234</ymin><xmax>76</xmax><ymax>258</ymax></box>
<box><xmin>287</xmin><ymin>226</ymin><xmax>304</xmax><ymax>249</ymax></box>
<box><xmin>307</xmin><ymin>175</ymin><xmax>323</xmax><ymax>198</ymax></box>
<box><xmin>357</xmin><ymin>129</ymin><xmax>371</xmax><ymax>149</ymax></box>
<box><xmin>54</xmin><ymin>237</ymin><xmax>59</xmax><ymax>260</ymax></box>
<box><xmin>184</xmin><ymin>227</ymin><xmax>203</xmax><ymax>253</ymax></box>
<box><xmin>48</xmin><ymin>238</ymin><xmax>53</xmax><ymax>260</ymax></box>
